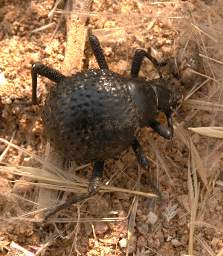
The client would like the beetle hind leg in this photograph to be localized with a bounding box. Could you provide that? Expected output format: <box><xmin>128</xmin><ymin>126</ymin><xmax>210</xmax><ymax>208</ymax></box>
<box><xmin>43</xmin><ymin>161</ymin><xmax>104</xmax><ymax>221</ymax></box>
<box><xmin>88</xmin><ymin>160</ymin><xmax>104</xmax><ymax>195</ymax></box>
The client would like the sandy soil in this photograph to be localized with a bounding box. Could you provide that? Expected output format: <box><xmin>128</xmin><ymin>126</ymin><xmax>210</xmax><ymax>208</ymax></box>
<box><xmin>0</xmin><ymin>0</ymin><xmax>222</xmax><ymax>255</ymax></box>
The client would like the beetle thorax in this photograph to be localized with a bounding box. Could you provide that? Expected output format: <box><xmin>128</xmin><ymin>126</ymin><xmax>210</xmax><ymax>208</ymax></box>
<box><xmin>128</xmin><ymin>79</ymin><xmax>159</xmax><ymax>126</ymax></box>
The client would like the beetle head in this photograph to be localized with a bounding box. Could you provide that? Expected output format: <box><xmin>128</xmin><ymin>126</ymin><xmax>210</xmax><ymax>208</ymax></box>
<box><xmin>154</xmin><ymin>83</ymin><xmax>183</xmax><ymax>114</ymax></box>
<box><xmin>152</xmin><ymin>82</ymin><xmax>183</xmax><ymax>139</ymax></box>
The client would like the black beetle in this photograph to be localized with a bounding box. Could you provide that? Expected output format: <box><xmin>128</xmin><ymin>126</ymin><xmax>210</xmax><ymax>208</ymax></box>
<box><xmin>31</xmin><ymin>35</ymin><xmax>182</xmax><ymax>219</ymax></box>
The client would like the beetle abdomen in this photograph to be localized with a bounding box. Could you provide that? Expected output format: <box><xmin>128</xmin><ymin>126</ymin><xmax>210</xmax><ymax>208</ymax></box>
<box><xmin>42</xmin><ymin>69</ymin><xmax>141</xmax><ymax>163</ymax></box>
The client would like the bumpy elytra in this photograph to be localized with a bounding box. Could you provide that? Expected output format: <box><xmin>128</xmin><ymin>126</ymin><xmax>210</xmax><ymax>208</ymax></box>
<box><xmin>43</xmin><ymin>69</ymin><xmax>140</xmax><ymax>162</ymax></box>
<box><xmin>31</xmin><ymin>35</ymin><xmax>182</xmax><ymax>219</ymax></box>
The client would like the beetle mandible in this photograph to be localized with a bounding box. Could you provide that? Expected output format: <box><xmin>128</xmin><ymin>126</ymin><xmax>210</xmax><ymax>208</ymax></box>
<box><xmin>31</xmin><ymin>35</ymin><xmax>182</xmax><ymax>219</ymax></box>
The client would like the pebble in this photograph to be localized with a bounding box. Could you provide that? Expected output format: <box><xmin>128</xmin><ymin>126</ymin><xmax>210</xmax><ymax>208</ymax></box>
<box><xmin>119</xmin><ymin>238</ymin><xmax>127</xmax><ymax>248</ymax></box>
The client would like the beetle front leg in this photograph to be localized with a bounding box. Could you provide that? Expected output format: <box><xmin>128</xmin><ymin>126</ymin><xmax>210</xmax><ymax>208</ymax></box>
<box><xmin>132</xmin><ymin>138</ymin><xmax>149</xmax><ymax>170</ymax></box>
<box><xmin>148</xmin><ymin>119</ymin><xmax>173</xmax><ymax>140</ymax></box>
<box><xmin>131</xmin><ymin>49</ymin><xmax>165</xmax><ymax>78</ymax></box>
<box><xmin>166</xmin><ymin>112</ymin><xmax>174</xmax><ymax>138</ymax></box>
<box><xmin>132</xmin><ymin>138</ymin><xmax>161</xmax><ymax>197</ymax></box>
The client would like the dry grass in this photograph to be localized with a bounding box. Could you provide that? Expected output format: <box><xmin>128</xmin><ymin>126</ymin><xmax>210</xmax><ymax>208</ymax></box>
<box><xmin>188</xmin><ymin>127</ymin><xmax>223</xmax><ymax>139</ymax></box>
<box><xmin>0</xmin><ymin>138</ymin><xmax>157</xmax><ymax>223</ymax></box>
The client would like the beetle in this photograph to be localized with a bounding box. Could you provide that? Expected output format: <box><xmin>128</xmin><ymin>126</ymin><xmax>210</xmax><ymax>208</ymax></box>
<box><xmin>31</xmin><ymin>35</ymin><xmax>182</xmax><ymax>219</ymax></box>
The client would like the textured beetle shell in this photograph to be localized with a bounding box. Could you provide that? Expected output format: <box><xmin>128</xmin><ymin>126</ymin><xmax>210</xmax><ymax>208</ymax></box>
<box><xmin>42</xmin><ymin>69</ymin><xmax>148</xmax><ymax>163</ymax></box>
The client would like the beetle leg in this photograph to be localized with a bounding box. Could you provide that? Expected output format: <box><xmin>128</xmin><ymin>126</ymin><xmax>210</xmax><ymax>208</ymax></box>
<box><xmin>89</xmin><ymin>35</ymin><xmax>109</xmax><ymax>70</ymax></box>
<box><xmin>88</xmin><ymin>160</ymin><xmax>104</xmax><ymax>195</ymax></box>
<box><xmin>166</xmin><ymin>112</ymin><xmax>174</xmax><ymax>134</ymax></box>
<box><xmin>131</xmin><ymin>49</ymin><xmax>166</xmax><ymax>78</ymax></box>
<box><xmin>42</xmin><ymin>161</ymin><xmax>104</xmax><ymax>221</ymax></box>
<box><xmin>43</xmin><ymin>193</ymin><xmax>90</xmax><ymax>221</ymax></box>
<box><xmin>132</xmin><ymin>138</ymin><xmax>149</xmax><ymax>170</ymax></box>
<box><xmin>31</xmin><ymin>62</ymin><xmax>65</xmax><ymax>105</ymax></box>
<box><xmin>148</xmin><ymin>119</ymin><xmax>173</xmax><ymax>140</ymax></box>
<box><xmin>132</xmin><ymin>138</ymin><xmax>162</xmax><ymax>197</ymax></box>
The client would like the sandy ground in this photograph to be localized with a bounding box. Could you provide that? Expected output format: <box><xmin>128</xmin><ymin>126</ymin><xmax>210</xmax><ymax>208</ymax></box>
<box><xmin>0</xmin><ymin>0</ymin><xmax>223</xmax><ymax>255</ymax></box>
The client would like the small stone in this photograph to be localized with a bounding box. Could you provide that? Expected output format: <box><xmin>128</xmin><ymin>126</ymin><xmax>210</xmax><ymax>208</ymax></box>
<box><xmin>147</xmin><ymin>211</ymin><xmax>158</xmax><ymax>225</ymax></box>
<box><xmin>119</xmin><ymin>238</ymin><xmax>127</xmax><ymax>248</ymax></box>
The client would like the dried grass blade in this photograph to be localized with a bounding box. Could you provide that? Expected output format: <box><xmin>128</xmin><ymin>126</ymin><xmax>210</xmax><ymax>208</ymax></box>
<box><xmin>216</xmin><ymin>180</ymin><xmax>223</xmax><ymax>187</ymax></box>
<box><xmin>10</xmin><ymin>241</ymin><xmax>34</xmax><ymax>256</ymax></box>
<box><xmin>187</xmin><ymin>154</ymin><xmax>194</xmax><ymax>254</ymax></box>
<box><xmin>31</xmin><ymin>23</ymin><xmax>55</xmax><ymax>33</ymax></box>
<box><xmin>149</xmin><ymin>139</ymin><xmax>174</xmax><ymax>185</ymax></box>
<box><xmin>188</xmin><ymin>127</ymin><xmax>223</xmax><ymax>139</ymax></box>
<box><xmin>126</xmin><ymin>168</ymin><xmax>142</xmax><ymax>255</ymax></box>
<box><xmin>0</xmin><ymin>132</ymin><xmax>16</xmax><ymax>161</ymax></box>
<box><xmin>194</xmin><ymin>235</ymin><xmax>215</xmax><ymax>256</ymax></box>
<box><xmin>189</xmin><ymin>69</ymin><xmax>218</xmax><ymax>82</ymax></box>
<box><xmin>175</xmin><ymin>125</ymin><xmax>208</xmax><ymax>186</ymax></box>
<box><xmin>191</xmin><ymin>23</ymin><xmax>218</xmax><ymax>42</ymax></box>
<box><xmin>0</xmin><ymin>165</ymin><xmax>65</xmax><ymax>183</ymax></box>
<box><xmin>0</xmin><ymin>138</ymin><xmax>89</xmax><ymax>178</ymax></box>
<box><xmin>186</xmin><ymin>100</ymin><xmax>223</xmax><ymax>112</ymax></box>
<box><xmin>0</xmin><ymin>138</ymin><xmax>66</xmax><ymax>178</ymax></box>
<box><xmin>199</xmin><ymin>53</ymin><xmax>223</xmax><ymax>65</ymax></box>
<box><xmin>184</xmin><ymin>78</ymin><xmax>210</xmax><ymax>101</ymax></box>
<box><xmin>188</xmin><ymin>147</ymin><xmax>200</xmax><ymax>255</ymax></box>
<box><xmin>190</xmin><ymin>142</ymin><xmax>208</xmax><ymax>186</ymax></box>
<box><xmin>0</xmin><ymin>165</ymin><xmax>157</xmax><ymax>199</ymax></box>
